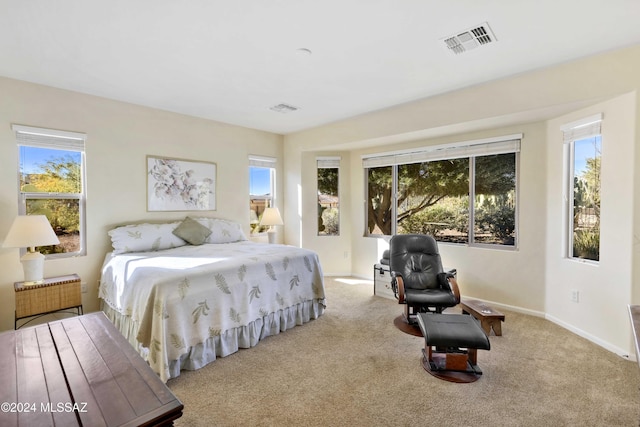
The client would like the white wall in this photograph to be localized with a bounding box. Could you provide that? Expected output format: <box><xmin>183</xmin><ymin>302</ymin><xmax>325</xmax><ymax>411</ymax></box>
<box><xmin>346</xmin><ymin>122</ymin><xmax>548</xmax><ymax>313</ymax></box>
<box><xmin>0</xmin><ymin>76</ymin><xmax>282</xmax><ymax>331</ymax></box>
<box><xmin>284</xmin><ymin>44</ymin><xmax>640</xmax><ymax>357</ymax></box>
<box><xmin>545</xmin><ymin>93</ymin><xmax>637</xmax><ymax>356</ymax></box>
<box><xmin>2</xmin><ymin>44</ymin><xmax>640</xmax><ymax>359</ymax></box>
<box><xmin>298</xmin><ymin>151</ymin><xmax>352</xmax><ymax>275</ymax></box>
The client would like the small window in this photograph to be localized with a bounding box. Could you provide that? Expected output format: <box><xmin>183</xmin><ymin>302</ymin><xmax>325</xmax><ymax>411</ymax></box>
<box><xmin>249</xmin><ymin>156</ymin><xmax>276</xmax><ymax>235</ymax></box>
<box><xmin>317</xmin><ymin>157</ymin><xmax>340</xmax><ymax>236</ymax></box>
<box><xmin>562</xmin><ymin>115</ymin><xmax>602</xmax><ymax>262</ymax></box>
<box><xmin>13</xmin><ymin>125</ymin><xmax>87</xmax><ymax>258</ymax></box>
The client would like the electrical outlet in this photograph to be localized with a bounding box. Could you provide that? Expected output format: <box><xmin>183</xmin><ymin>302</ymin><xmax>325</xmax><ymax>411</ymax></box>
<box><xmin>570</xmin><ymin>289</ymin><xmax>579</xmax><ymax>303</ymax></box>
<box><xmin>81</xmin><ymin>283</ymin><xmax>88</xmax><ymax>293</ymax></box>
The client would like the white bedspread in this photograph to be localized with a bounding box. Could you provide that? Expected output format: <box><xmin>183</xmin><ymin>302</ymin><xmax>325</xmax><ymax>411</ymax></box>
<box><xmin>99</xmin><ymin>241</ymin><xmax>325</xmax><ymax>381</ymax></box>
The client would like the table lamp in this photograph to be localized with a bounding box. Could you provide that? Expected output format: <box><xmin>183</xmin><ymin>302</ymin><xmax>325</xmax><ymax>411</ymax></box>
<box><xmin>2</xmin><ymin>215</ymin><xmax>60</xmax><ymax>284</ymax></box>
<box><xmin>259</xmin><ymin>207</ymin><xmax>283</xmax><ymax>244</ymax></box>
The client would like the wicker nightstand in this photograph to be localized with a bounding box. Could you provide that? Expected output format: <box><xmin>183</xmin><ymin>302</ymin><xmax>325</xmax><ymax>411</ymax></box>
<box><xmin>14</xmin><ymin>274</ymin><xmax>83</xmax><ymax>329</ymax></box>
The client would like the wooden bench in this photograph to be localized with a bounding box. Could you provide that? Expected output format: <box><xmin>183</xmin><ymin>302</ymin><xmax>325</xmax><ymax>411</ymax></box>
<box><xmin>460</xmin><ymin>298</ymin><xmax>505</xmax><ymax>336</ymax></box>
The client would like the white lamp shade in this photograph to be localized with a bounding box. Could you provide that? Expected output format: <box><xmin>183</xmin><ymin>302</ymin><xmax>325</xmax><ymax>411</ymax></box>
<box><xmin>3</xmin><ymin>215</ymin><xmax>60</xmax><ymax>249</ymax></box>
<box><xmin>259</xmin><ymin>207</ymin><xmax>283</xmax><ymax>227</ymax></box>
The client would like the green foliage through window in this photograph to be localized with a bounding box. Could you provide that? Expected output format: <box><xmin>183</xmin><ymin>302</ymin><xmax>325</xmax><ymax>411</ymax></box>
<box><xmin>19</xmin><ymin>145</ymin><xmax>84</xmax><ymax>256</ymax></box>
<box><xmin>366</xmin><ymin>152</ymin><xmax>517</xmax><ymax>247</ymax></box>
<box><xmin>317</xmin><ymin>165</ymin><xmax>339</xmax><ymax>236</ymax></box>
<box><xmin>570</xmin><ymin>136</ymin><xmax>601</xmax><ymax>261</ymax></box>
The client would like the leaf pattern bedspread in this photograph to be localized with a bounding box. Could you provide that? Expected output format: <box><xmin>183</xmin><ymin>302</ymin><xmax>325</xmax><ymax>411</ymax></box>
<box><xmin>99</xmin><ymin>241</ymin><xmax>325</xmax><ymax>380</ymax></box>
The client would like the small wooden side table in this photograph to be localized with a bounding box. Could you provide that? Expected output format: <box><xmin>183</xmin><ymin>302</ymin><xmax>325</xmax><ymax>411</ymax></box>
<box><xmin>14</xmin><ymin>274</ymin><xmax>83</xmax><ymax>329</ymax></box>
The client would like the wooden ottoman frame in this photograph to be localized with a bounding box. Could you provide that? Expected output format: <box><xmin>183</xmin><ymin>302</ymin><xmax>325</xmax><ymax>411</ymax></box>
<box><xmin>417</xmin><ymin>313</ymin><xmax>491</xmax><ymax>383</ymax></box>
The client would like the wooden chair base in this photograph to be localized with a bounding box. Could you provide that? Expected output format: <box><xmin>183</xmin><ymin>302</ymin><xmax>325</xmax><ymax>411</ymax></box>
<box><xmin>421</xmin><ymin>350</ymin><xmax>483</xmax><ymax>383</ymax></box>
<box><xmin>394</xmin><ymin>315</ymin><xmax>422</xmax><ymax>337</ymax></box>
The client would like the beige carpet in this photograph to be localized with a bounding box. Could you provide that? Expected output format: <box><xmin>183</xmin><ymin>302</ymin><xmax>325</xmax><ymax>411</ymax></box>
<box><xmin>168</xmin><ymin>277</ymin><xmax>640</xmax><ymax>426</ymax></box>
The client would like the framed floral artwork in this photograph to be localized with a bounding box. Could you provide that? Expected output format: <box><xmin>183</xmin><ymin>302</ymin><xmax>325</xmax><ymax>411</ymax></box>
<box><xmin>147</xmin><ymin>156</ymin><xmax>216</xmax><ymax>211</ymax></box>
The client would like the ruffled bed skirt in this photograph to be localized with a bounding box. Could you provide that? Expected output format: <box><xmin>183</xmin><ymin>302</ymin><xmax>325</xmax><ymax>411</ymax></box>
<box><xmin>101</xmin><ymin>299</ymin><xmax>325</xmax><ymax>381</ymax></box>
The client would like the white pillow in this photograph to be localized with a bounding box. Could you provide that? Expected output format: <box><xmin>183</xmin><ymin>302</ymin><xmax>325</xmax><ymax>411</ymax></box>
<box><xmin>193</xmin><ymin>217</ymin><xmax>248</xmax><ymax>244</ymax></box>
<box><xmin>108</xmin><ymin>222</ymin><xmax>187</xmax><ymax>254</ymax></box>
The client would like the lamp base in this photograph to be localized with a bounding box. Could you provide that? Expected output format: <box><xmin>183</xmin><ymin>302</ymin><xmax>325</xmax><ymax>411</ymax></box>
<box><xmin>20</xmin><ymin>250</ymin><xmax>45</xmax><ymax>283</ymax></box>
<box><xmin>267</xmin><ymin>230</ymin><xmax>277</xmax><ymax>244</ymax></box>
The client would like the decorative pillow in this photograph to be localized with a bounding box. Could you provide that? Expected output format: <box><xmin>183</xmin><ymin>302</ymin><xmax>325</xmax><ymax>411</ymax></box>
<box><xmin>193</xmin><ymin>217</ymin><xmax>248</xmax><ymax>244</ymax></box>
<box><xmin>172</xmin><ymin>217</ymin><xmax>212</xmax><ymax>245</ymax></box>
<box><xmin>108</xmin><ymin>222</ymin><xmax>187</xmax><ymax>254</ymax></box>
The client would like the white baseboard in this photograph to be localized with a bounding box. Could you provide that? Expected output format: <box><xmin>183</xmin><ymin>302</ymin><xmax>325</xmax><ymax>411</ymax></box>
<box><xmin>323</xmin><ymin>272</ymin><xmax>362</xmax><ymax>278</ymax></box>
<box><xmin>545</xmin><ymin>313</ymin><xmax>633</xmax><ymax>361</ymax></box>
<box><xmin>328</xmin><ymin>276</ymin><xmax>635</xmax><ymax>362</ymax></box>
<box><xmin>460</xmin><ymin>296</ymin><xmax>633</xmax><ymax>362</ymax></box>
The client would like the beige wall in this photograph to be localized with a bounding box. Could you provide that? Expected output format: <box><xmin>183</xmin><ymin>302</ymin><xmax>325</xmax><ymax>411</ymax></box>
<box><xmin>545</xmin><ymin>93</ymin><xmax>637</xmax><ymax>355</ymax></box>
<box><xmin>0</xmin><ymin>77</ymin><xmax>282</xmax><ymax>331</ymax></box>
<box><xmin>2</xmin><ymin>44</ymin><xmax>640</xmax><ymax>359</ymax></box>
<box><xmin>284</xmin><ymin>44</ymin><xmax>640</xmax><ymax>358</ymax></box>
<box><xmin>299</xmin><ymin>151</ymin><xmax>353</xmax><ymax>275</ymax></box>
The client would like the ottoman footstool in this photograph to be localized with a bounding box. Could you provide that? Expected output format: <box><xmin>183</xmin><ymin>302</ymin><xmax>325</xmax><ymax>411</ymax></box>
<box><xmin>417</xmin><ymin>313</ymin><xmax>491</xmax><ymax>383</ymax></box>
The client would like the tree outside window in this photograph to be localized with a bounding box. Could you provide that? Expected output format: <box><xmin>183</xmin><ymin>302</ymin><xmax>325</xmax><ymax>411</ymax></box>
<box><xmin>19</xmin><ymin>146</ymin><xmax>84</xmax><ymax>256</ymax></box>
<box><xmin>366</xmin><ymin>166</ymin><xmax>393</xmax><ymax>235</ymax></box>
<box><xmin>474</xmin><ymin>153</ymin><xmax>517</xmax><ymax>245</ymax></box>
<box><xmin>396</xmin><ymin>159</ymin><xmax>469</xmax><ymax>242</ymax></box>
<box><xmin>365</xmin><ymin>146</ymin><xmax>518</xmax><ymax>248</ymax></box>
<box><xmin>570</xmin><ymin>136</ymin><xmax>601</xmax><ymax>261</ymax></box>
<box><xmin>317</xmin><ymin>166</ymin><xmax>339</xmax><ymax>236</ymax></box>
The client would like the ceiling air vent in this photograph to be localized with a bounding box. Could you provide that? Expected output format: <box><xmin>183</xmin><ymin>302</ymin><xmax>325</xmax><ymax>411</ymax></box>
<box><xmin>443</xmin><ymin>22</ymin><xmax>496</xmax><ymax>55</ymax></box>
<box><xmin>270</xmin><ymin>103</ymin><xmax>299</xmax><ymax>113</ymax></box>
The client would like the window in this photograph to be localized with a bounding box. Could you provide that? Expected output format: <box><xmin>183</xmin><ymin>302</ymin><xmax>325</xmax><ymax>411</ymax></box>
<box><xmin>562</xmin><ymin>115</ymin><xmax>602</xmax><ymax>262</ymax></box>
<box><xmin>366</xmin><ymin>166</ymin><xmax>393</xmax><ymax>235</ymax></box>
<box><xmin>364</xmin><ymin>135</ymin><xmax>520</xmax><ymax>248</ymax></box>
<box><xmin>473</xmin><ymin>153</ymin><xmax>517</xmax><ymax>245</ymax></box>
<box><xmin>397</xmin><ymin>159</ymin><xmax>469</xmax><ymax>242</ymax></box>
<box><xmin>317</xmin><ymin>157</ymin><xmax>340</xmax><ymax>236</ymax></box>
<box><xmin>249</xmin><ymin>155</ymin><xmax>276</xmax><ymax>234</ymax></box>
<box><xmin>13</xmin><ymin>124</ymin><xmax>87</xmax><ymax>258</ymax></box>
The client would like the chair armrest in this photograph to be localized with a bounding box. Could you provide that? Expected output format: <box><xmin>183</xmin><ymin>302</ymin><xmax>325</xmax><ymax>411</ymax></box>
<box><xmin>390</xmin><ymin>271</ymin><xmax>405</xmax><ymax>303</ymax></box>
<box><xmin>447</xmin><ymin>275</ymin><xmax>461</xmax><ymax>304</ymax></box>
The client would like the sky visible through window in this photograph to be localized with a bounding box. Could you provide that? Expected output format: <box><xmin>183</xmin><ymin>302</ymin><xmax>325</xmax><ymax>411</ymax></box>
<box><xmin>23</xmin><ymin>147</ymin><xmax>273</xmax><ymax>196</ymax></box>
<box><xmin>574</xmin><ymin>136</ymin><xmax>601</xmax><ymax>175</ymax></box>
<box><xmin>20</xmin><ymin>146</ymin><xmax>81</xmax><ymax>174</ymax></box>
<box><xmin>250</xmin><ymin>167</ymin><xmax>271</xmax><ymax>196</ymax></box>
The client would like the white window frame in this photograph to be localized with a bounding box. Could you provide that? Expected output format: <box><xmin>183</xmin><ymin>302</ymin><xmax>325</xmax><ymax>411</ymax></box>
<box><xmin>561</xmin><ymin>114</ymin><xmax>602</xmax><ymax>263</ymax></box>
<box><xmin>12</xmin><ymin>124</ymin><xmax>87</xmax><ymax>258</ymax></box>
<box><xmin>249</xmin><ymin>155</ymin><xmax>277</xmax><ymax>235</ymax></box>
<box><xmin>317</xmin><ymin>156</ymin><xmax>340</xmax><ymax>236</ymax></box>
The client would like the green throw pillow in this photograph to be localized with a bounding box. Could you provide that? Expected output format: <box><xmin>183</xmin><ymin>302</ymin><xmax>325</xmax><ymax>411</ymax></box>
<box><xmin>172</xmin><ymin>217</ymin><xmax>212</xmax><ymax>245</ymax></box>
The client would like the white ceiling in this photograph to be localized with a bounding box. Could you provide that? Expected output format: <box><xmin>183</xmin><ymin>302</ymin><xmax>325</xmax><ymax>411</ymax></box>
<box><xmin>1</xmin><ymin>0</ymin><xmax>640</xmax><ymax>135</ymax></box>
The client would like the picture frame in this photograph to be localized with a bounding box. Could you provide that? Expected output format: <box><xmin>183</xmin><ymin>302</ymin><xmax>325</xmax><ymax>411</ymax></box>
<box><xmin>146</xmin><ymin>155</ymin><xmax>216</xmax><ymax>211</ymax></box>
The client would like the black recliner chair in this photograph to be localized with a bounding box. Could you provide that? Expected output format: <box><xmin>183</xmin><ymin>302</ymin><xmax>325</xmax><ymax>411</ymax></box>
<box><xmin>389</xmin><ymin>234</ymin><xmax>460</xmax><ymax>324</ymax></box>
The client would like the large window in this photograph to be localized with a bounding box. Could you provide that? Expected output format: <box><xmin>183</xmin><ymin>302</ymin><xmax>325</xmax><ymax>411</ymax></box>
<box><xmin>317</xmin><ymin>157</ymin><xmax>340</xmax><ymax>236</ymax></box>
<box><xmin>249</xmin><ymin>156</ymin><xmax>276</xmax><ymax>235</ymax></box>
<box><xmin>13</xmin><ymin>125</ymin><xmax>87</xmax><ymax>258</ymax></box>
<box><xmin>364</xmin><ymin>136</ymin><xmax>520</xmax><ymax>248</ymax></box>
<box><xmin>562</xmin><ymin>115</ymin><xmax>602</xmax><ymax>262</ymax></box>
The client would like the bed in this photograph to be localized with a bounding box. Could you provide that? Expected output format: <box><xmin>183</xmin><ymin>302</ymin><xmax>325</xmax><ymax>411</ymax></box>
<box><xmin>98</xmin><ymin>217</ymin><xmax>325</xmax><ymax>382</ymax></box>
